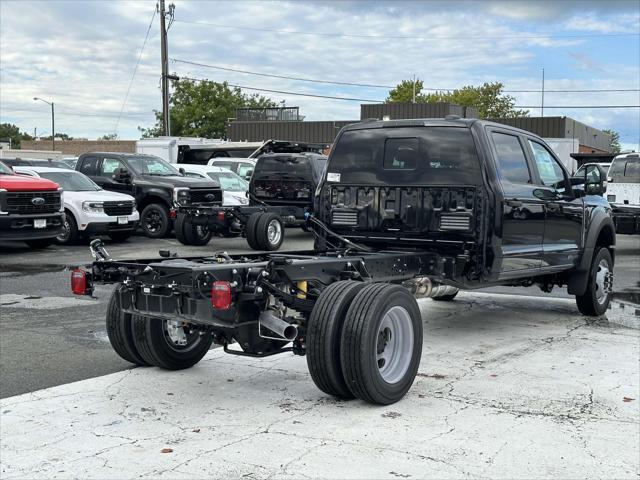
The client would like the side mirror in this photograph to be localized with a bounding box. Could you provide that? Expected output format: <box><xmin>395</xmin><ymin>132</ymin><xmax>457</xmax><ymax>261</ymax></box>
<box><xmin>178</xmin><ymin>167</ymin><xmax>185</xmax><ymax>175</ymax></box>
<box><xmin>585</xmin><ymin>164</ymin><xmax>607</xmax><ymax>196</ymax></box>
<box><xmin>244</xmin><ymin>169</ymin><xmax>253</xmax><ymax>181</ymax></box>
<box><xmin>112</xmin><ymin>167</ymin><xmax>131</xmax><ymax>183</ymax></box>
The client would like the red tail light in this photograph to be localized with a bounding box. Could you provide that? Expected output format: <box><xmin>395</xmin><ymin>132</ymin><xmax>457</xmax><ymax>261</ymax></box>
<box><xmin>217</xmin><ymin>211</ymin><xmax>225</xmax><ymax>221</ymax></box>
<box><xmin>71</xmin><ymin>269</ymin><xmax>87</xmax><ymax>295</ymax></box>
<box><xmin>169</xmin><ymin>209</ymin><xmax>177</xmax><ymax>219</ymax></box>
<box><xmin>211</xmin><ymin>281</ymin><xmax>231</xmax><ymax>309</ymax></box>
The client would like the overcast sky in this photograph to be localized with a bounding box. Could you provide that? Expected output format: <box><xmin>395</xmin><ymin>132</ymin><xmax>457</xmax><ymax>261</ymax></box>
<box><xmin>1</xmin><ymin>0</ymin><xmax>638</xmax><ymax>149</ymax></box>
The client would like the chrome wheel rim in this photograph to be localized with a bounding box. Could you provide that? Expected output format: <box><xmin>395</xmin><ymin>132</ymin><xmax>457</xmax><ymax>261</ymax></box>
<box><xmin>163</xmin><ymin>320</ymin><xmax>200</xmax><ymax>352</ymax></box>
<box><xmin>267</xmin><ymin>219</ymin><xmax>282</xmax><ymax>245</ymax></box>
<box><xmin>595</xmin><ymin>259</ymin><xmax>612</xmax><ymax>305</ymax></box>
<box><xmin>376</xmin><ymin>306</ymin><xmax>414</xmax><ymax>384</ymax></box>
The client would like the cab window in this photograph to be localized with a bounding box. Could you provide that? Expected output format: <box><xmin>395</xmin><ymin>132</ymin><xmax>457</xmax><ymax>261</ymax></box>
<box><xmin>609</xmin><ymin>157</ymin><xmax>640</xmax><ymax>184</ymax></box>
<box><xmin>491</xmin><ymin>132</ymin><xmax>531</xmax><ymax>184</ymax></box>
<box><xmin>100</xmin><ymin>158</ymin><xmax>125</xmax><ymax>177</ymax></box>
<box><xmin>79</xmin><ymin>156</ymin><xmax>99</xmax><ymax>175</ymax></box>
<box><xmin>238</xmin><ymin>163</ymin><xmax>254</xmax><ymax>177</ymax></box>
<box><xmin>528</xmin><ymin>140</ymin><xmax>566</xmax><ymax>191</ymax></box>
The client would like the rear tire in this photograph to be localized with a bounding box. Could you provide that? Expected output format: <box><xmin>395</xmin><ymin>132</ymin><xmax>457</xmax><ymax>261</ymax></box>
<box><xmin>140</xmin><ymin>203</ymin><xmax>170</xmax><ymax>238</ymax></box>
<box><xmin>131</xmin><ymin>315</ymin><xmax>213</xmax><ymax>370</ymax></box>
<box><xmin>183</xmin><ymin>217</ymin><xmax>212</xmax><ymax>246</ymax></box>
<box><xmin>340</xmin><ymin>283</ymin><xmax>423</xmax><ymax>405</ymax></box>
<box><xmin>576</xmin><ymin>247</ymin><xmax>613</xmax><ymax>316</ymax></box>
<box><xmin>307</xmin><ymin>281</ymin><xmax>365</xmax><ymax>399</ymax></box>
<box><xmin>25</xmin><ymin>238</ymin><xmax>54</xmax><ymax>249</ymax></box>
<box><xmin>256</xmin><ymin>213</ymin><xmax>284</xmax><ymax>251</ymax></box>
<box><xmin>105</xmin><ymin>288</ymin><xmax>148</xmax><ymax>365</ymax></box>
<box><xmin>245</xmin><ymin>212</ymin><xmax>262</xmax><ymax>250</ymax></box>
<box><xmin>174</xmin><ymin>213</ymin><xmax>189</xmax><ymax>245</ymax></box>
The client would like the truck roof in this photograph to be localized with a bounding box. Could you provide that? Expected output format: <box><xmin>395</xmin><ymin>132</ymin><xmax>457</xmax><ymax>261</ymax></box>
<box><xmin>341</xmin><ymin>117</ymin><xmax>542</xmax><ymax>138</ymax></box>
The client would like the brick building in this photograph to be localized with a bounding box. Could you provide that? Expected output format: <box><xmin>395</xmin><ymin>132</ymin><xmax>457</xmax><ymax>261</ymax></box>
<box><xmin>21</xmin><ymin>139</ymin><xmax>136</xmax><ymax>156</ymax></box>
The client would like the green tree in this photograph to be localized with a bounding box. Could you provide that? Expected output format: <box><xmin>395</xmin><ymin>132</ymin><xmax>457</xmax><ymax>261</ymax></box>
<box><xmin>99</xmin><ymin>133</ymin><xmax>119</xmax><ymax>140</ymax></box>
<box><xmin>0</xmin><ymin>123</ymin><xmax>32</xmax><ymax>148</ymax></box>
<box><xmin>139</xmin><ymin>79</ymin><xmax>276</xmax><ymax>138</ymax></box>
<box><xmin>601</xmin><ymin>129</ymin><xmax>621</xmax><ymax>154</ymax></box>
<box><xmin>386</xmin><ymin>80</ymin><xmax>529</xmax><ymax>119</ymax></box>
<box><xmin>386</xmin><ymin>79</ymin><xmax>424</xmax><ymax>103</ymax></box>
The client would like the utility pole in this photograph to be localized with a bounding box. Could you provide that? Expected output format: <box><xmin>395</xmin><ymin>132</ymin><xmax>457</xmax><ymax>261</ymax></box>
<box><xmin>541</xmin><ymin>68</ymin><xmax>545</xmax><ymax>118</ymax></box>
<box><xmin>159</xmin><ymin>0</ymin><xmax>174</xmax><ymax>136</ymax></box>
<box><xmin>412</xmin><ymin>74</ymin><xmax>416</xmax><ymax>104</ymax></box>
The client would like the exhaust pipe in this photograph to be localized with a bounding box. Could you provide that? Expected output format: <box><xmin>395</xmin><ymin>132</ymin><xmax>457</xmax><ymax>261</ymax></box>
<box><xmin>403</xmin><ymin>277</ymin><xmax>459</xmax><ymax>299</ymax></box>
<box><xmin>259</xmin><ymin>311</ymin><xmax>298</xmax><ymax>341</ymax></box>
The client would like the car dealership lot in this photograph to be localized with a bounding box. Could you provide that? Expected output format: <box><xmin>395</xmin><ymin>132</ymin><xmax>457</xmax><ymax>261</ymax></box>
<box><xmin>0</xmin><ymin>233</ymin><xmax>638</xmax><ymax>478</ymax></box>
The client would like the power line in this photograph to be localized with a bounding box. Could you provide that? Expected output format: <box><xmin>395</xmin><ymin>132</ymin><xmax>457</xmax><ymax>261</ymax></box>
<box><xmin>180</xmin><ymin>76</ymin><xmax>383</xmax><ymax>102</ymax></box>
<box><xmin>173</xmin><ymin>19</ymin><xmax>640</xmax><ymax>40</ymax></box>
<box><xmin>114</xmin><ymin>6</ymin><xmax>157</xmax><ymax>134</ymax></box>
<box><xmin>172</xmin><ymin>58</ymin><xmax>640</xmax><ymax>94</ymax></box>
<box><xmin>172</xmin><ymin>59</ymin><xmax>395</xmax><ymax>89</ymax></box>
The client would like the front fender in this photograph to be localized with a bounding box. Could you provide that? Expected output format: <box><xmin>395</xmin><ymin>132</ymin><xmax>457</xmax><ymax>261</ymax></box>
<box><xmin>568</xmin><ymin>207</ymin><xmax>615</xmax><ymax>295</ymax></box>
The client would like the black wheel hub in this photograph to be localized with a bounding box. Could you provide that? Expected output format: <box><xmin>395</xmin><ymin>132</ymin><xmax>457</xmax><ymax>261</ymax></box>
<box><xmin>144</xmin><ymin>210</ymin><xmax>163</xmax><ymax>233</ymax></box>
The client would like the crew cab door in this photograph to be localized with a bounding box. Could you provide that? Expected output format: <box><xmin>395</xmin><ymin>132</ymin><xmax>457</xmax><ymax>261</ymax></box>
<box><xmin>489</xmin><ymin>129</ymin><xmax>545</xmax><ymax>275</ymax></box>
<box><xmin>526</xmin><ymin>138</ymin><xmax>583</xmax><ymax>268</ymax></box>
<box><xmin>98</xmin><ymin>157</ymin><xmax>134</xmax><ymax>196</ymax></box>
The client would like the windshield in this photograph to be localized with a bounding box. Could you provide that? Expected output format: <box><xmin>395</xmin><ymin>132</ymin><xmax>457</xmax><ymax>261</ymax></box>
<box><xmin>126</xmin><ymin>155</ymin><xmax>180</xmax><ymax>176</ymax></box>
<box><xmin>0</xmin><ymin>161</ymin><xmax>12</xmax><ymax>175</ymax></box>
<box><xmin>328</xmin><ymin>126</ymin><xmax>481</xmax><ymax>185</ymax></box>
<box><xmin>38</xmin><ymin>171</ymin><xmax>101</xmax><ymax>191</ymax></box>
<box><xmin>609</xmin><ymin>157</ymin><xmax>640</xmax><ymax>184</ymax></box>
<box><xmin>207</xmin><ymin>172</ymin><xmax>248</xmax><ymax>191</ymax></box>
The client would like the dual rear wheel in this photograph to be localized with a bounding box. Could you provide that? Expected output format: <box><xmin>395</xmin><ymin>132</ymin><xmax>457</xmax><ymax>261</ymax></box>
<box><xmin>307</xmin><ymin>282</ymin><xmax>423</xmax><ymax>405</ymax></box>
<box><xmin>105</xmin><ymin>288</ymin><xmax>212</xmax><ymax>369</ymax></box>
<box><xmin>245</xmin><ymin>212</ymin><xmax>284</xmax><ymax>251</ymax></box>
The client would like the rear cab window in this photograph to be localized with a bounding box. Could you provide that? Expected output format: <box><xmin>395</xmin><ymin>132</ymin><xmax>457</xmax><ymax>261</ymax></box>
<box><xmin>327</xmin><ymin>126</ymin><xmax>481</xmax><ymax>185</ymax></box>
<box><xmin>254</xmin><ymin>156</ymin><xmax>313</xmax><ymax>179</ymax></box>
<box><xmin>79</xmin><ymin>156</ymin><xmax>99</xmax><ymax>176</ymax></box>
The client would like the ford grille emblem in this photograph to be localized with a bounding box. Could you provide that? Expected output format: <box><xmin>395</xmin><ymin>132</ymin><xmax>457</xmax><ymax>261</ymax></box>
<box><xmin>205</xmin><ymin>194</ymin><xmax>216</xmax><ymax>202</ymax></box>
<box><xmin>31</xmin><ymin>197</ymin><xmax>45</xmax><ymax>206</ymax></box>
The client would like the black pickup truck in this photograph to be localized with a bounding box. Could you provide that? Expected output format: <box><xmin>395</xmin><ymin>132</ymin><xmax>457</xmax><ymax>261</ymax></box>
<box><xmin>76</xmin><ymin>153</ymin><xmax>222</xmax><ymax>238</ymax></box>
<box><xmin>73</xmin><ymin>118</ymin><xmax>615</xmax><ymax>405</ymax></box>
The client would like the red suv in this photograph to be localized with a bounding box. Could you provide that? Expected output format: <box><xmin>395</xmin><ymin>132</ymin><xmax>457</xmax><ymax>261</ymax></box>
<box><xmin>0</xmin><ymin>160</ymin><xmax>65</xmax><ymax>248</ymax></box>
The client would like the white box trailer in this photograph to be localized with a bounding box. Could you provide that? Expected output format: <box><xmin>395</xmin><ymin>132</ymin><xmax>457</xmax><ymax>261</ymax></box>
<box><xmin>136</xmin><ymin>137</ymin><xmax>264</xmax><ymax>164</ymax></box>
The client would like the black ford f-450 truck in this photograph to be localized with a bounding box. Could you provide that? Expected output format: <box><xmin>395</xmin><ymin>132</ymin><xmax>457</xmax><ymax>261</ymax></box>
<box><xmin>72</xmin><ymin>118</ymin><xmax>615</xmax><ymax>405</ymax></box>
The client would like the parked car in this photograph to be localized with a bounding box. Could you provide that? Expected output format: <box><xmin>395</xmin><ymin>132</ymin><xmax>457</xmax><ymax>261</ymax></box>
<box><xmin>0</xmin><ymin>160</ymin><xmax>64</xmax><ymax>248</ymax></box>
<box><xmin>14</xmin><ymin>167</ymin><xmax>139</xmax><ymax>244</ymax></box>
<box><xmin>1</xmin><ymin>158</ymin><xmax>70</xmax><ymax>169</ymax></box>
<box><xmin>180</xmin><ymin>164</ymin><xmax>249</xmax><ymax>206</ymax></box>
<box><xmin>606</xmin><ymin>152</ymin><xmax>640</xmax><ymax>234</ymax></box>
<box><xmin>207</xmin><ymin>157</ymin><xmax>256</xmax><ymax>181</ymax></box>
<box><xmin>75</xmin><ymin>152</ymin><xmax>222</xmax><ymax>238</ymax></box>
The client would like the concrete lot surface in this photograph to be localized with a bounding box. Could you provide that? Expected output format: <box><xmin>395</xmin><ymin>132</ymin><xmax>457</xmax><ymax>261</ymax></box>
<box><xmin>2</xmin><ymin>292</ymin><xmax>638</xmax><ymax>479</ymax></box>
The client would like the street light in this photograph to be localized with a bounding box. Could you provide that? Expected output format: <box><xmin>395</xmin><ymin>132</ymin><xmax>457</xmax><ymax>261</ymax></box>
<box><xmin>33</xmin><ymin>97</ymin><xmax>55</xmax><ymax>151</ymax></box>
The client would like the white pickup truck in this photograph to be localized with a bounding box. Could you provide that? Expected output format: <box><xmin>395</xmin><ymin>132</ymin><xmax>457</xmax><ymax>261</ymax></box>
<box><xmin>14</xmin><ymin>166</ymin><xmax>139</xmax><ymax>244</ymax></box>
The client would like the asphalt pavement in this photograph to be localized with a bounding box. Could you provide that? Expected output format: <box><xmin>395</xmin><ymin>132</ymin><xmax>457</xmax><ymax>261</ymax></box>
<box><xmin>0</xmin><ymin>232</ymin><xmax>638</xmax><ymax>399</ymax></box>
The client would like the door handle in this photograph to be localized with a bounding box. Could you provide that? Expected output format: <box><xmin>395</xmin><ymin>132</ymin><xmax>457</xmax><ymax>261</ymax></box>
<box><xmin>505</xmin><ymin>199</ymin><xmax>523</xmax><ymax>208</ymax></box>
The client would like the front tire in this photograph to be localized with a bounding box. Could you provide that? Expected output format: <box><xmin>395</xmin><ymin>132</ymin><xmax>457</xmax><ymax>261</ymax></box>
<box><xmin>140</xmin><ymin>203</ymin><xmax>170</xmax><ymax>238</ymax></box>
<box><xmin>340</xmin><ymin>284</ymin><xmax>423</xmax><ymax>405</ymax></box>
<box><xmin>131</xmin><ymin>315</ymin><xmax>213</xmax><ymax>370</ymax></box>
<box><xmin>307</xmin><ymin>281</ymin><xmax>365</xmax><ymax>399</ymax></box>
<box><xmin>56</xmin><ymin>212</ymin><xmax>79</xmax><ymax>245</ymax></box>
<box><xmin>105</xmin><ymin>288</ymin><xmax>148</xmax><ymax>365</ymax></box>
<box><xmin>576</xmin><ymin>247</ymin><xmax>613</xmax><ymax>316</ymax></box>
